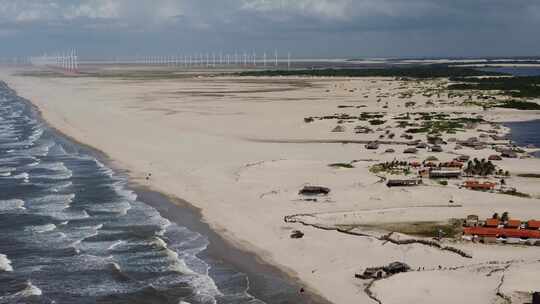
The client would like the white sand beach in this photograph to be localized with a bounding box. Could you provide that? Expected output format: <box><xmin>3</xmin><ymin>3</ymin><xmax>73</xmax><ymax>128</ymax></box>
<box><xmin>2</xmin><ymin>67</ymin><xmax>540</xmax><ymax>303</ymax></box>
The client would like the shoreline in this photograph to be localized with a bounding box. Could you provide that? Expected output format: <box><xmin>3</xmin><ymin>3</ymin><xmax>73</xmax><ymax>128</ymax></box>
<box><xmin>3</xmin><ymin>66</ymin><xmax>540</xmax><ymax>304</ymax></box>
<box><xmin>8</xmin><ymin>79</ymin><xmax>329</xmax><ymax>304</ymax></box>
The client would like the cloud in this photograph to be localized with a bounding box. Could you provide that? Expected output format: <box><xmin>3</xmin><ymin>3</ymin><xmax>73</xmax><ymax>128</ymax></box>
<box><xmin>0</xmin><ymin>0</ymin><xmax>539</xmax><ymax>57</ymax></box>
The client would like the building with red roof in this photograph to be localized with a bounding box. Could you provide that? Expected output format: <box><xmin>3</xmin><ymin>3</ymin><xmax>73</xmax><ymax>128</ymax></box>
<box><xmin>505</xmin><ymin>220</ymin><xmax>521</xmax><ymax>229</ymax></box>
<box><xmin>528</xmin><ymin>220</ymin><xmax>540</xmax><ymax>230</ymax></box>
<box><xmin>464</xmin><ymin>227</ymin><xmax>540</xmax><ymax>239</ymax></box>
<box><xmin>485</xmin><ymin>218</ymin><xmax>500</xmax><ymax>228</ymax></box>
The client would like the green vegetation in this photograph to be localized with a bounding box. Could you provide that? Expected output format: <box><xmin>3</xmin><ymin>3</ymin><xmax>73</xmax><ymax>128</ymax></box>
<box><xmin>369</xmin><ymin>161</ymin><xmax>411</xmax><ymax>175</ymax></box>
<box><xmin>236</xmin><ymin>66</ymin><xmax>503</xmax><ymax>79</ymax></box>
<box><xmin>448</xmin><ymin>76</ymin><xmax>540</xmax><ymax>99</ymax></box>
<box><xmin>403</xmin><ymin>115</ymin><xmax>485</xmax><ymax>134</ymax></box>
<box><xmin>499</xmin><ymin>189</ymin><xmax>531</xmax><ymax>198</ymax></box>
<box><xmin>496</xmin><ymin>100</ymin><xmax>540</xmax><ymax>110</ymax></box>
<box><xmin>517</xmin><ymin>173</ymin><xmax>540</xmax><ymax>178</ymax></box>
<box><xmin>329</xmin><ymin>163</ymin><xmax>355</xmax><ymax>169</ymax></box>
<box><xmin>369</xmin><ymin>119</ymin><xmax>386</xmax><ymax>126</ymax></box>
<box><xmin>366</xmin><ymin>220</ymin><xmax>463</xmax><ymax>238</ymax></box>
<box><xmin>464</xmin><ymin>158</ymin><xmax>497</xmax><ymax>176</ymax></box>
<box><xmin>438</xmin><ymin>180</ymin><xmax>449</xmax><ymax>186</ymax></box>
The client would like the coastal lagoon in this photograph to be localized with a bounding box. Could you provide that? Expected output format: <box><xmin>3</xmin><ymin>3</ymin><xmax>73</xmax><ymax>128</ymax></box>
<box><xmin>506</xmin><ymin>119</ymin><xmax>540</xmax><ymax>158</ymax></box>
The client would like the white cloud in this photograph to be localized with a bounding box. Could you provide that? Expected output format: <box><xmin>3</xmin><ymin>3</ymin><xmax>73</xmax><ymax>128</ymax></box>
<box><xmin>240</xmin><ymin>0</ymin><xmax>353</xmax><ymax>20</ymax></box>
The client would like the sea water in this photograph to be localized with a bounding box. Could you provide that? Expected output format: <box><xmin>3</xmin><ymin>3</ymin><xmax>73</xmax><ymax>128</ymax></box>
<box><xmin>0</xmin><ymin>81</ymin><xmax>265</xmax><ymax>304</ymax></box>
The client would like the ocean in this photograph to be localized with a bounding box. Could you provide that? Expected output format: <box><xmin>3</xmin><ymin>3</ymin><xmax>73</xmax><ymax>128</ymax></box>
<box><xmin>505</xmin><ymin>120</ymin><xmax>540</xmax><ymax>158</ymax></box>
<box><xmin>477</xmin><ymin>67</ymin><xmax>540</xmax><ymax>77</ymax></box>
<box><xmin>0</xmin><ymin>81</ymin><xmax>309</xmax><ymax>304</ymax></box>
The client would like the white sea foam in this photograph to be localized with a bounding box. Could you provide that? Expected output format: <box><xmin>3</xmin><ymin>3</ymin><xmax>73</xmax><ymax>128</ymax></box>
<box><xmin>0</xmin><ymin>199</ymin><xmax>26</xmax><ymax>211</ymax></box>
<box><xmin>25</xmin><ymin>224</ymin><xmax>57</xmax><ymax>233</ymax></box>
<box><xmin>18</xmin><ymin>281</ymin><xmax>42</xmax><ymax>297</ymax></box>
<box><xmin>0</xmin><ymin>254</ymin><xmax>13</xmax><ymax>272</ymax></box>
<box><xmin>113</xmin><ymin>181</ymin><xmax>138</xmax><ymax>201</ymax></box>
<box><xmin>10</xmin><ymin>172</ymin><xmax>29</xmax><ymax>180</ymax></box>
<box><xmin>107</xmin><ymin>240</ymin><xmax>125</xmax><ymax>251</ymax></box>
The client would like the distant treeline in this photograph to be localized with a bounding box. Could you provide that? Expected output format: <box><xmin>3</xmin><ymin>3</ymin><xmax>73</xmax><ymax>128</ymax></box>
<box><xmin>448</xmin><ymin>76</ymin><xmax>540</xmax><ymax>99</ymax></box>
<box><xmin>235</xmin><ymin>66</ymin><xmax>503</xmax><ymax>79</ymax></box>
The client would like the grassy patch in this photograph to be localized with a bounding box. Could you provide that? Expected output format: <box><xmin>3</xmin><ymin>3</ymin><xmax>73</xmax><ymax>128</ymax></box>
<box><xmin>517</xmin><ymin>173</ymin><xmax>540</xmax><ymax>178</ymax></box>
<box><xmin>236</xmin><ymin>66</ymin><xmax>503</xmax><ymax>78</ymax></box>
<box><xmin>496</xmin><ymin>100</ymin><xmax>540</xmax><ymax>110</ymax></box>
<box><xmin>369</xmin><ymin>119</ymin><xmax>386</xmax><ymax>126</ymax></box>
<box><xmin>448</xmin><ymin>76</ymin><xmax>540</xmax><ymax>99</ymax></box>
<box><xmin>365</xmin><ymin>220</ymin><xmax>463</xmax><ymax>238</ymax></box>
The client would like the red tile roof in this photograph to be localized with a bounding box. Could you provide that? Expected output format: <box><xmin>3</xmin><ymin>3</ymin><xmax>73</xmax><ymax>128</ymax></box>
<box><xmin>485</xmin><ymin>218</ymin><xmax>500</xmax><ymax>227</ymax></box>
<box><xmin>506</xmin><ymin>220</ymin><xmax>521</xmax><ymax>228</ymax></box>
<box><xmin>528</xmin><ymin>220</ymin><xmax>540</xmax><ymax>229</ymax></box>
<box><xmin>464</xmin><ymin>227</ymin><xmax>540</xmax><ymax>239</ymax></box>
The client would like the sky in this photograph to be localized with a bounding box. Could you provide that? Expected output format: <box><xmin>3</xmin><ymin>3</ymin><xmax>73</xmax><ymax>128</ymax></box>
<box><xmin>1</xmin><ymin>0</ymin><xmax>539</xmax><ymax>59</ymax></box>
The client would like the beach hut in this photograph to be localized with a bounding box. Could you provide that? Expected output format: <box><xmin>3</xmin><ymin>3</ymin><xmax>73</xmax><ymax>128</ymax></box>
<box><xmin>332</xmin><ymin>125</ymin><xmax>346</xmax><ymax>132</ymax></box>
